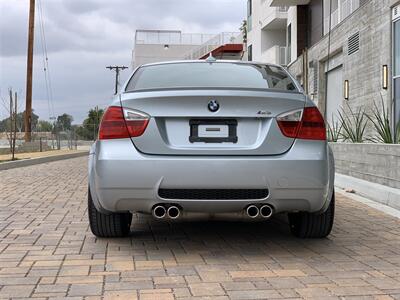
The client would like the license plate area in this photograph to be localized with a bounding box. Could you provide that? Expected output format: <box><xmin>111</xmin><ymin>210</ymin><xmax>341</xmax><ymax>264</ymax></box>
<box><xmin>189</xmin><ymin>119</ymin><xmax>238</xmax><ymax>143</ymax></box>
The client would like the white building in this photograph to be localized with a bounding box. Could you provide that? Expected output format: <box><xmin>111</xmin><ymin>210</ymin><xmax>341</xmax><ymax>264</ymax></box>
<box><xmin>132</xmin><ymin>30</ymin><xmax>243</xmax><ymax>68</ymax></box>
<box><xmin>247</xmin><ymin>0</ymin><xmax>363</xmax><ymax>66</ymax></box>
<box><xmin>246</xmin><ymin>0</ymin><xmax>368</xmax><ymax>124</ymax></box>
<box><xmin>132</xmin><ymin>30</ymin><xmax>214</xmax><ymax>68</ymax></box>
<box><xmin>246</xmin><ymin>0</ymin><xmax>289</xmax><ymax>65</ymax></box>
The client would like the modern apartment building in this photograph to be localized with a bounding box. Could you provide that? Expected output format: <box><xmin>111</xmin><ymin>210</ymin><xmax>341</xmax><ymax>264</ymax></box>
<box><xmin>246</xmin><ymin>0</ymin><xmax>289</xmax><ymax>65</ymax></box>
<box><xmin>247</xmin><ymin>0</ymin><xmax>399</xmax><ymax>134</ymax></box>
<box><xmin>132</xmin><ymin>30</ymin><xmax>214</xmax><ymax>68</ymax></box>
<box><xmin>132</xmin><ymin>30</ymin><xmax>242</xmax><ymax>68</ymax></box>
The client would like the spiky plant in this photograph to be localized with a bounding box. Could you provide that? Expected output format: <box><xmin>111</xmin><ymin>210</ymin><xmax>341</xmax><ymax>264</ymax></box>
<box><xmin>326</xmin><ymin>116</ymin><xmax>342</xmax><ymax>142</ymax></box>
<box><xmin>365</xmin><ymin>95</ymin><xmax>395</xmax><ymax>143</ymax></box>
<box><xmin>337</xmin><ymin>104</ymin><xmax>368</xmax><ymax>143</ymax></box>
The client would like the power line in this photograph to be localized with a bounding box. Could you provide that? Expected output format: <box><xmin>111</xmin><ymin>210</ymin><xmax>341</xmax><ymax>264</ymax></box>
<box><xmin>37</xmin><ymin>0</ymin><xmax>55</xmax><ymax>121</ymax></box>
<box><xmin>37</xmin><ymin>0</ymin><xmax>50</xmax><ymax>119</ymax></box>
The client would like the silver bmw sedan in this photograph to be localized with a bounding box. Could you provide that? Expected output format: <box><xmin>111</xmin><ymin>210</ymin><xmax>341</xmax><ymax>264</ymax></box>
<box><xmin>88</xmin><ymin>60</ymin><xmax>335</xmax><ymax>238</ymax></box>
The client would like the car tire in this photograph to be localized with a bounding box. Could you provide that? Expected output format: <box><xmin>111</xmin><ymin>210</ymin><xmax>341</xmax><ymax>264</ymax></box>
<box><xmin>288</xmin><ymin>192</ymin><xmax>335</xmax><ymax>238</ymax></box>
<box><xmin>88</xmin><ymin>187</ymin><xmax>132</xmax><ymax>237</ymax></box>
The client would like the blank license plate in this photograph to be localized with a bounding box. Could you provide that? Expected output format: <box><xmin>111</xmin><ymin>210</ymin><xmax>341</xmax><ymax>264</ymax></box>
<box><xmin>198</xmin><ymin>125</ymin><xmax>229</xmax><ymax>138</ymax></box>
<box><xmin>189</xmin><ymin>119</ymin><xmax>238</xmax><ymax>143</ymax></box>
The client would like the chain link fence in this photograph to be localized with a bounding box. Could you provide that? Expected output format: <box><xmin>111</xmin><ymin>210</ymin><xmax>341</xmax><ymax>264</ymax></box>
<box><xmin>0</xmin><ymin>129</ymin><xmax>93</xmax><ymax>155</ymax></box>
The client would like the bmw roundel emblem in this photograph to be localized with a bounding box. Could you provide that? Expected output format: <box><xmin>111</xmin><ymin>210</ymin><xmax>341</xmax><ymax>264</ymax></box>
<box><xmin>208</xmin><ymin>100</ymin><xmax>220</xmax><ymax>112</ymax></box>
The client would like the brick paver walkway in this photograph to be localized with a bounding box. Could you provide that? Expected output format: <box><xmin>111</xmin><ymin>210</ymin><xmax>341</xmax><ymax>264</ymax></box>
<box><xmin>0</xmin><ymin>157</ymin><xmax>400</xmax><ymax>299</ymax></box>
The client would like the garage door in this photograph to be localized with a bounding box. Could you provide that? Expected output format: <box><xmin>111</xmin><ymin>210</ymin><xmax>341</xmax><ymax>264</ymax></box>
<box><xmin>326</xmin><ymin>66</ymin><xmax>343</xmax><ymax>125</ymax></box>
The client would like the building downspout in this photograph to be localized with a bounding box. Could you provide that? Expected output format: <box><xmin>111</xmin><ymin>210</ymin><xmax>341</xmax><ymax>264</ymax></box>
<box><xmin>323</xmin><ymin>0</ymin><xmax>333</xmax><ymax>120</ymax></box>
<box><xmin>302</xmin><ymin>48</ymin><xmax>309</xmax><ymax>94</ymax></box>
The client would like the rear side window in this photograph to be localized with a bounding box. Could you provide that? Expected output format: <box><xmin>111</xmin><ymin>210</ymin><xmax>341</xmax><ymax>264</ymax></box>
<box><xmin>126</xmin><ymin>62</ymin><xmax>297</xmax><ymax>92</ymax></box>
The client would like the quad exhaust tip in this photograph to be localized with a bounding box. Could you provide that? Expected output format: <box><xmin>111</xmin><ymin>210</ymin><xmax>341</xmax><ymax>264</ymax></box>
<box><xmin>246</xmin><ymin>205</ymin><xmax>259</xmax><ymax>218</ymax></box>
<box><xmin>167</xmin><ymin>206</ymin><xmax>180</xmax><ymax>219</ymax></box>
<box><xmin>152</xmin><ymin>205</ymin><xmax>166</xmax><ymax>219</ymax></box>
<box><xmin>260</xmin><ymin>205</ymin><xmax>273</xmax><ymax>219</ymax></box>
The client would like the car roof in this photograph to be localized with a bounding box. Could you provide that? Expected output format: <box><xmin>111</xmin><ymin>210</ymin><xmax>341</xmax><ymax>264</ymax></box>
<box><xmin>139</xmin><ymin>60</ymin><xmax>282</xmax><ymax>69</ymax></box>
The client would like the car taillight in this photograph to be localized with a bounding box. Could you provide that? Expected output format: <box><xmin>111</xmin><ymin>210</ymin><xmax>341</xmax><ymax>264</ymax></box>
<box><xmin>277</xmin><ymin>107</ymin><xmax>326</xmax><ymax>140</ymax></box>
<box><xmin>123</xmin><ymin>108</ymin><xmax>150</xmax><ymax>137</ymax></box>
<box><xmin>276</xmin><ymin>109</ymin><xmax>303</xmax><ymax>138</ymax></box>
<box><xmin>99</xmin><ymin>106</ymin><xmax>149</xmax><ymax>140</ymax></box>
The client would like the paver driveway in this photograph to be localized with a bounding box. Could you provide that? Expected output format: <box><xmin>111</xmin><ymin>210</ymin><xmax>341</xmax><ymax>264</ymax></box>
<box><xmin>0</xmin><ymin>157</ymin><xmax>400</xmax><ymax>300</ymax></box>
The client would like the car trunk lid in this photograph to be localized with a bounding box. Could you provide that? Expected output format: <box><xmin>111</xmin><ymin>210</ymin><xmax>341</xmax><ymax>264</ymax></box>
<box><xmin>120</xmin><ymin>89</ymin><xmax>305</xmax><ymax>155</ymax></box>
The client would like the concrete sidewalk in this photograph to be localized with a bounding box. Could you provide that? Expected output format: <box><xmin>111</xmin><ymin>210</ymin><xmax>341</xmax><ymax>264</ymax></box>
<box><xmin>336</xmin><ymin>173</ymin><xmax>400</xmax><ymax>211</ymax></box>
<box><xmin>0</xmin><ymin>150</ymin><xmax>88</xmax><ymax>171</ymax></box>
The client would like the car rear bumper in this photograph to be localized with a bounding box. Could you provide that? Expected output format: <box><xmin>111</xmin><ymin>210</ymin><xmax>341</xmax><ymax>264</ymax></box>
<box><xmin>88</xmin><ymin>139</ymin><xmax>334</xmax><ymax>215</ymax></box>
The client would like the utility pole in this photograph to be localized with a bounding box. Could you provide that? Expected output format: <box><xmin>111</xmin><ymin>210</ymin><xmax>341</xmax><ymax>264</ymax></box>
<box><xmin>9</xmin><ymin>90</ymin><xmax>13</xmax><ymax>152</ymax></box>
<box><xmin>9</xmin><ymin>90</ymin><xmax>18</xmax><ymax>160</ymax></box>
<box><xmin>13</xmin><ymin>92</ymin><xmax>17</xmax><ymax>160</ymax></box>
<box><xmin>25</xmin><ymin>0</ymin><xmax>36</xmax><ymax>142</ymax></box>
<box><xmin>93</xmin><ymin>105</ymin><xmax>98</xmax><ymax>141</ymax></box>
<box><xmin>106</xmin><ymin>66</ymin><xmax>128</xmax><ymax>95</ymax></box>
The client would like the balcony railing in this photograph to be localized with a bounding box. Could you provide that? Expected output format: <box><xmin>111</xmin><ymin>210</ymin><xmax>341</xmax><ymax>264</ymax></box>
<box><xmin>261</xmin><ymin>3</ymin><xmax>288</xmax><ymax>29</ymax></box>
<box><xmin>277</xmin><ymin>6</ymin><xmax>289</xmax><ymax>12</ymax></box>
<box><xmin>135</xmin><ymin>30</ymin><xmax>215</xmax><ymax>45</ymax></box>
<box><xmin>261</xmin><ymin>45</ymin><xmax>288</xmax><ymax>65</ymax></box>
<box><xmin>184</xmin><ymin>32</ymin><xmax>241</xmax><ymax>60</ymax></box>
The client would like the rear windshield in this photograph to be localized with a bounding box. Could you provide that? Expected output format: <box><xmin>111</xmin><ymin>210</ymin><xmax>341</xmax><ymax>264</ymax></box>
<box><xmin>125</xmin><ymin>62</ymin><xmax>298</xmax><ymax>92</ymax></box>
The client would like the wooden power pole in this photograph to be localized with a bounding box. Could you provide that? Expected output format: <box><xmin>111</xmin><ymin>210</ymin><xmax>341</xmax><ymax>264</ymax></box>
<box><xmin>25</xmin><ymin>0</ymin><xmax>35</xmax><ymax>142</ymax></box>
<box><xmin>9</xmin><ymin>90</ymin><xmax>18</xmax><ymax>160</ymax></box>
<box><xmin>106</xmin><ymin>66</ymin><xmax>128</xmax><ymax>95</ymax></box>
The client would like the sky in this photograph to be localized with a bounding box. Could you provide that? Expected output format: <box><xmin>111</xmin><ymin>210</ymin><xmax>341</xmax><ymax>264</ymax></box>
<box><xmin>0</xmin><ymin>0</ymin><xmax>246</xmax><ymax>124</ymax></box>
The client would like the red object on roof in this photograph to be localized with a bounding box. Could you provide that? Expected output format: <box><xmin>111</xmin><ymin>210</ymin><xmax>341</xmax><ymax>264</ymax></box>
<box><xmin>200</xmin><ymin>44</ymin><xmax>243</xmax><ymax>60</ymax></box>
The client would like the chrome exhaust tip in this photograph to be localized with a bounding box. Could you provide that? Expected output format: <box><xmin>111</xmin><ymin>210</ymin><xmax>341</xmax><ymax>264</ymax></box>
<box><xmin>246</xmin><ymin>205</ymin><xmax>259</xmax><ymax>218</ymax></box>
<box><xmin>152</xmin><ymin>205</ymin><xmax>166</xmax><ymax>219</ymax></box>
<box><xmin>167</xmin><ymin>206</ymin><xmax>180</xmax><ymax>219</ymax></box>
<box><xmin>260</xmin><ymin>205</ymin><xmax>273</xmax><ymax>219</ymax></box>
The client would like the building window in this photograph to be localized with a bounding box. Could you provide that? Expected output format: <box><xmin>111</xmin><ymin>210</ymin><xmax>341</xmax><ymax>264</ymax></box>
<box><xmin>323</xmin><ymin>0</ymin><xmax>360</xmax><ymax>35</ymax></box>
<box><xmin>247</xmin><ymin>0</ymin><xmax>252</xmax><ymax>32</ymax></box>
<box><xmin>248</xmin><ymin>44</ymin><xmax>253</xmax><ymax>61</ymax></box>
<box><xmin>395</xmin><ymin>21</ymin><xmax>400</xmax><ymax>76</ymax></box>
<box><xmin>287</xmin><ymin>24</ymin><xmax>292</xmax><ymax>63</ymax></box>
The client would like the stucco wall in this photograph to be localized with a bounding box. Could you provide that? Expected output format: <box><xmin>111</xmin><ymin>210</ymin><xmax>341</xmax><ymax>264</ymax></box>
<box><xmin>133</xmin><ymin>44</ymin><xmax>198</xmax><ymax>68</ymax></box>
<box><xmin>330</xmin><ymin>143</ymin><xmax>400</xmax><ymax>189</ymax></box>
<box><xmin>261</xmin><ymin>29</ymin><xmax>286</xmax><ymax>52</ymax></box>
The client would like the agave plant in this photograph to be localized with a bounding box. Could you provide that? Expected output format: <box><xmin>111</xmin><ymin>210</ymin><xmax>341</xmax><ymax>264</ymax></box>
<box><xmin>326</xmin><ymin>116</ymin><xmax>342</xmax><ymax>142</ymax></box>
<box><xmin>337</xmin><ymin>104</ymin><xmax>368</xmax><ymax>143</ymax></box>
<box><xmin>365</xmin><ymin>95</ymin><xmax>396</xmax><ymax>143</ymax></box>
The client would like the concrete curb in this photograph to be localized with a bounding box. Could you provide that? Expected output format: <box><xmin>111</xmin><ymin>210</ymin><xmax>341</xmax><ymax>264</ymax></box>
<box><xmin>0</xmin><ymin>151</ymin><xmax>88</xmax><ymax>171</ymax></box>
<box><xmin>335</xmin><ymin>173</ymin><xmax>400</xmax><ymax>211</ymax></box>
<box><xmin>335</xmin><ymin>188</ymin><xmax>400</xmax><ymax>219</ymax></box>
